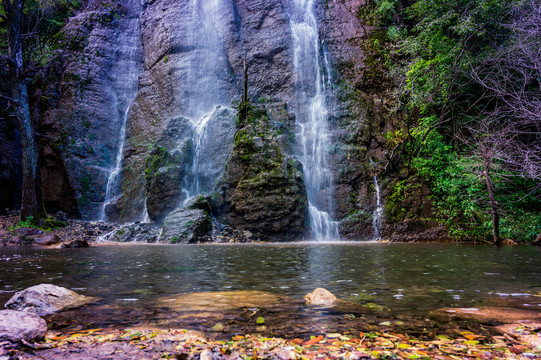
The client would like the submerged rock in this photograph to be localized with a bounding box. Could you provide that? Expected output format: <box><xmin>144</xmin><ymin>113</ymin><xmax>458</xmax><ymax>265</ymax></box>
<box><xmin>158</xmin><ymin>290</ymin><xmax>298</xmax><ymax>313</ymax></box>
<box><xmin>429</xmin><ymin>307</ymin><xmax>541</xmax><ymax>324</ymax></box>
<box><xmin>304</xmin><ymin>288</ymin><xmax>338</xmax><ymax>307</ymax></box>
<box><xmin>160</xmin><ymin>208</ymin><xmax>212</xmax><ymax>243</ymax></box>
<box><xmin>4</xmin><ymin>284</ymin><xmax>96</xmax><ymax>316</ymax></box>
<box><xmin>0</xmin><ymin>310</ymin><xmax>47</xmax><ymax>343</ymax></box>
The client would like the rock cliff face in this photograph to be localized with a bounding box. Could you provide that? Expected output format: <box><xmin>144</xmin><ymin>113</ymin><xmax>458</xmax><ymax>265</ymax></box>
<box><xmin>34</xmin><ymin>0</ymin><xmax>142</xmax><ymax>219</ymax></box>
<box><xmin>0</xmin><ymin>115</ymin><xmax>21</xmax><ymax>213</ymax></box>
<box><xmin>0</xmin><ymin>0</ymin><xmax>442</xmax><ymax>240</ymax></box>
<box><xmin>116</xmin><ymin>0</ymin><xmax>298</xmax><ymax>221</ymax></box>
<box><xmin>319</xmin><ymin>0</ymin><xmax>394</xmax><ymax>239</ymax></box>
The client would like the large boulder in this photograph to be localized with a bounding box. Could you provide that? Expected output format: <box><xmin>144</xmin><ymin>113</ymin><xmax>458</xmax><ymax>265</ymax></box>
<box><xmin>0</xmin><ymin>310</ymin><xmax>47</xmax><ymax>343</ymax></box>
<box><xmin>146</xmin><ymin>165</ymin><xmax>185</xmax><ymax>221</ymax></box>
<box><xmin>4</xmin><ymin>284</ymin><xmax>95</xmax><ymax>316</ymax></box>
<box><xmin>160</xmin><ymin>208</ymin><xmax>212</xmax><ymax>243</ymax></box>
<box><xmin>214</xmin><ymin>104</ymin><xmax>308</xmax><ymax>241</ymax></box>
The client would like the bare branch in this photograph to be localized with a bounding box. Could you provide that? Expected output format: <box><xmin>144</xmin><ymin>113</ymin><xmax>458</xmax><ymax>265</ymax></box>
<box><xmin>0</xmin><ymin>94</ymin><xmax>18</xmax><ymax>103</ymax></box>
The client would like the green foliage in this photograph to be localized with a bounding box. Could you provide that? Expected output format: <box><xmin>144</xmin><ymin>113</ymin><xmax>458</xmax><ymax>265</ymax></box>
<box><xmin>21</xmin><ymin>0</ymin><xmax>83</xmax><ymax>64</ymax></box>
<box><xmin>10</xmin><ymin>216</ymin><xmax>39</xmax><ymax>231</ymax></box>
<box><xmin>369</xmin><ymin>0</ymin><xmax>541</xmax><ymax>242</ymax></box>
<box><xmin>144</xmin><ymin>146</ymin><xmax>168</xmax><ymax>181</ymax></box>
<box><xmin>358</xmin><ymin>0</ymin><xmax>399</xmax><ymax>26</ymax></box>
<box><xmin>9</xmin><ymin>215</ymin><xmax>66</xmax><ymax>232</ymax></box>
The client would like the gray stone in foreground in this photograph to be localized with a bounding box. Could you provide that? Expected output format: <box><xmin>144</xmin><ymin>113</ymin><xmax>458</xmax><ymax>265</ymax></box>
<box><xmin>4</xmin><ymin>284</ymin><xmax>95</xmax><ymax>316</ymax></box>
<box><xmin>0</xmin><ymin>310</ymin><xmax>47</xmax><ymax>343</ymax></box>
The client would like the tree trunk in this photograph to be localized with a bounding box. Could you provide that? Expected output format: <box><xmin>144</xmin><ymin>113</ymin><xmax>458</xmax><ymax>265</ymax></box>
<box><xmin>483</xmin><ymin>154</ymin><xmax>500</xmax><ymax>245</ymax></box>
<box><xmin>3</xmin><ymin>0</ymin><xmax>41</xmax><ymax>220</ymax></box>
<box><xmin>534</xmin><ymin>233</ymin><xmax>541</xmax><ymax>246</ymax></box>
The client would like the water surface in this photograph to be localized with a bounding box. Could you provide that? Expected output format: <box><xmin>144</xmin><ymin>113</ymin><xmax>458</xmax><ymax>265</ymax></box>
<box><xmin>1</xmin><ymin>243</ymin><xmax>540</xmax><ymax>333</ymax></box>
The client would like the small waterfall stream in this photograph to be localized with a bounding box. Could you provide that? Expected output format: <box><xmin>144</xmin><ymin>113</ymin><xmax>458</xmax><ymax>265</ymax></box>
<box><xmin>100</xmin><ymin>106</ymin><xmax>131</xmax><ymax>221</ymax></box>
<box><xmin>370</xmin><ymin>159</ymin><xmax>383</xmax><ymax>240</ymax></box>
<box><xmin>100</xmin><ymin>14</ymin><xmax>142</xmax><ymax>222</ymax></box>
<box><xmin>290</xmin><ymin>0</ymin><xmax>338</xmax><ymax>240</ymax></box>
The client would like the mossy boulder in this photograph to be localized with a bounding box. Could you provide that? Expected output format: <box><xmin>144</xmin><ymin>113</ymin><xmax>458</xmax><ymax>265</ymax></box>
<box><xmin>214</xmin><ymin>103</ymin><xmax>308</xmax><ymax>241</ymax></box>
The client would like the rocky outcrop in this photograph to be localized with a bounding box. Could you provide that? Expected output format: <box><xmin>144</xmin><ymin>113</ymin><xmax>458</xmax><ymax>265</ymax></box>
<box><xmin>214</xmin><ymin>104</ymin><xmax>308</xmax><ymax>241</ymax></box>
<box><xmin>160</xmin><ymin>208</ymin><xmax>212</xmax><ymax>243</ymax></box>
<box><xmin>4</xmin><ymin>284</ymin><xmax>95</xmax><ymax>316</ymax></box>
<box><xmin>0</xmin><ymin>310</ymin><xmax>47</xmax><ymax>343</ymax></box>
<box><xmin>116</xmin><ymin>0</ymin><xmax>297</xmax><ymax>222</ymax></box>
<box><xmin>141</xmin><ymin>107</ymin><xmax>236</xmax><ymax>223</ymax></box>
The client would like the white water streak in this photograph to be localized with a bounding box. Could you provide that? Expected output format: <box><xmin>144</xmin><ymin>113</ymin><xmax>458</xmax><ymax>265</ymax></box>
<box><xmin>370</xmin><ymin>159</ymin><xmax>383</xmax><ymax>240</ymax></box>
<box><xmin>291</xmin><ymin>0</ymin><xmax>338</xmax><ymax>240</ymax></box>
<box><xmin>100</xmin><ymin>25</ymin><xmax>141</xmax><ymax>221</ymax></box>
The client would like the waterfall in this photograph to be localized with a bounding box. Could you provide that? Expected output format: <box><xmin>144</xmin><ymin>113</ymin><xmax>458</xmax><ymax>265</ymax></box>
<box><xmin>290</xmin><ymin>0</ymin><xmax>338</xmax><ymax>240</ymax></box>
<box><xmin>100</xmin><ymin>105</ymin><xmax>131</xmax><ymax>221</ymax></box>
<box><xmin>100</xmin><ymin>16</ymin><xmax>141</xmax><ymax>222</ymax></box>
<box><xmin>370</xmin><ymin>159</ymin><xmax>383</xmax><ymax>240</ymax></box>
<box><xmin>180</xmin><ymin>0</ymin><xmax>231</xmax><ymax>202</ymax></box>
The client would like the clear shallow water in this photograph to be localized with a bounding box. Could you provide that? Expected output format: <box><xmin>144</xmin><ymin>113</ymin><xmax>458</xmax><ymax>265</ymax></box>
<box><xmin>1</xmin><ymin>243</ymin><xmax>540</xmax><ymax>310</ymax></box>
<box><xmin>0</xmin><ymin>243</ymin><xmax>540</xmax><ymax>331</ymax></box>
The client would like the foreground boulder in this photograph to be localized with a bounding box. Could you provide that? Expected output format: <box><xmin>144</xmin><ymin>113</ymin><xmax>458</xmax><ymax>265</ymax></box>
<box><xmin>304</xmin><ymin>288</ymin><xmax>337</xmax><ymax>307</ymax></box>
<box><xmin>4</xmin><ymin>284</ymin><xmax>95</xmax><ymax>316</ymax></box>
<box><xmin>0</xmin><ymin>310</ymin><xmax>47</xmax><ymax>343</ymax></box>
<box><xmin>303</xmin><ymin>288</ymin><xmax>374</xmax><ymax>315</ymax></box>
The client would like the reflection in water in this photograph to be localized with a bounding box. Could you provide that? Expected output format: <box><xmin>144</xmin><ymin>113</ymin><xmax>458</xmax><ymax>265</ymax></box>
<box><xmin>0</xmin><ymin>244</ymin><xmax>539</xmax><ymax>332</ymax></box>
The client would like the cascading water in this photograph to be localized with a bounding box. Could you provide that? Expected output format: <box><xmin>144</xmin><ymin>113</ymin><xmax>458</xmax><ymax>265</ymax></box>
<box><xmin>290</xmin><ymin>0</ymin><xmax>338</xmax><ymax>240</ymax></box>
<box><xmin>370</xmin><ymin>159</ymin><xmax>383</xmax><ymax>240</ymax></box>
<box><xmin>100</xmin><ymin>106</ymin><xmax>131</xmax><ymax>221</ymax></box>
<box><xmin>100</xmin><ymin>14</ymin><xmax>142</xmax><ymax>222</ymax></box>
<box><xmin>185</xmin><ymin>111</ymin><xmax>213</xmax><ymax>198</ymax></box>
<box><xmin>180</xmin><ymin>0</ymin><xmax>232</xmax><ymax>202</ymax></box>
